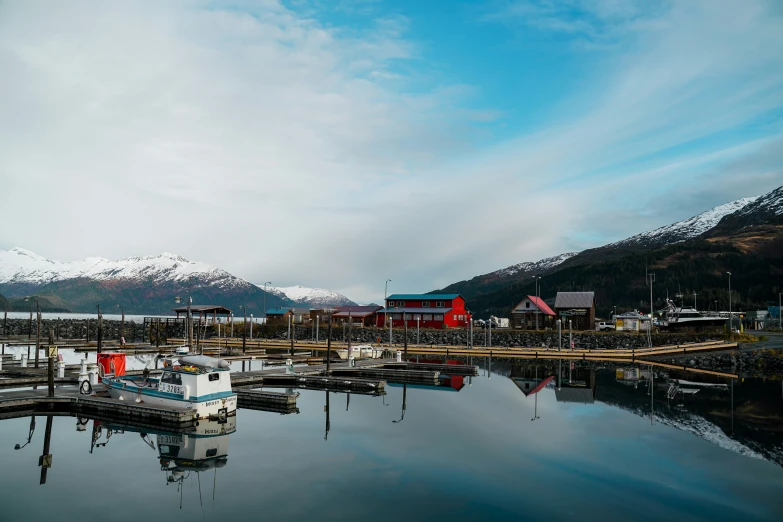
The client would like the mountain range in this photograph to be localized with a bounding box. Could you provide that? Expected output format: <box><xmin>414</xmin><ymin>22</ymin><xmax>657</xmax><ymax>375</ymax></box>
<box><xmin>0</xmin><ymin>249</ymin><xmax>354</xmax><ymax>314</ymax></box>
<box><xmin>435</xmin><ymin>185</ymin><xmax>783</xmax><ymax>318</ymax></box>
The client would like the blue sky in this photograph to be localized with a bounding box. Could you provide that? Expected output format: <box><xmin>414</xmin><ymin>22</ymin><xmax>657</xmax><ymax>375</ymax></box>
<box><xmin>0</xmin><ymin>0</ymin><xmax>781</xmax><ymax>302</ymax></box>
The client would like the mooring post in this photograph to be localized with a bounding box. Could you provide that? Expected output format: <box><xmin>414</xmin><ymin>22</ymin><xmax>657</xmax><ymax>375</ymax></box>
<box><xmin>290</xmin><ymin>316</ymin><xmax>295</xmax><ymax>356</ymax></box>
<box><xmin>404</xmin><ymin>317</ymin><xmax>408</xmax><ymax>359</ymax></box>
<box><xmin>47</xmin><ymin>327</ymin><xmax>55</xmax><ymax>397</ymax></box>
<box><xmin>39</xmin><ymin>415</ymin><xmax>53</xmax><ymax>485</ymax></box>
<box><xmin>326</xmin><ymin>311</ymin><xmax>333</xmax><ymax>373</ymax></box>
<box><xmin>34</xmin><ymin>309</ymin><xmax>41</xmax><ymax>369</ymax></box>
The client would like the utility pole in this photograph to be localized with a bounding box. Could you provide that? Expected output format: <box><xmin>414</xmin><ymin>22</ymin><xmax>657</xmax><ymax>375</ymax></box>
<box><xmin>35</xmin><ymin>304</ymin><xmax>41</xmax><ymax>369</ymax></box>
<box><xmin>404</xmin><ymin>313</ymin><xmax>408</xmax><ymax>358</ymax></box>
<box><xmin>47</xmin><ymin>327</ymin><xmax>55</xmax><ymax>397</ymax></box>
<box><xmin>264</xmin><ymin>281</ymin><xmax>271</xmax><ymax>325</ymax></box>
<box><xmin>557</xmin><ymin>319</ymin><xmax>562</xmax><ymax>351</ymax></box>
<box><xmin>326</xmin><ymin>309</ymin><xmax>333</xmax><ymax>372</ymax></box>
<box><xmin>417</xmin><ymin>316</ymin><xmax>420</xmax><ymax>345</ymax></box>
<box><xmin>727</xmin><ymin>272</ymin><xmax>732</xmax><ymax>333</ymax></box>
<box><xmin>242</xmin><ymin>306</ymin><xmax>247</xmax><ymax>353</ymax></box>
<box><xmin>96</xmin><ymin>304</ymin><xmax>103</xmax><ymax>354</ymax></box>
<box><xmin>647</xmin><ymin>272</ymin><xmax>655</xmax><ymax>348</ymax></box>
<box><xmin>347</xmin><ymin>310</ymin><xmax>352</xmax><ymax>360</ymax></box>
<box><xmin>290</xmin><ymin>313</ymin><xmax>295</xmax><ymax>356</ymax></box>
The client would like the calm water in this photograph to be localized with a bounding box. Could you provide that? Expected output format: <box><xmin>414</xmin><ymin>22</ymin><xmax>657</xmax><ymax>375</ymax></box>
<box><xmin>1</xmin><ymin>359</ymin><xmax>782</xmax><ymax>522</ymax></box>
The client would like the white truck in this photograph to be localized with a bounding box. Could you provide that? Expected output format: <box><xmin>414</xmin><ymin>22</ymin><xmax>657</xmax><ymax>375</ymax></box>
<box><xmin>597</xmin><ymin>321</ymin><xmax>616</xmax><ymax>332</ymax></box>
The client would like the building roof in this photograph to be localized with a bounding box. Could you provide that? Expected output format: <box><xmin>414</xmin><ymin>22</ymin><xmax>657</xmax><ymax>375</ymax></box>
<box><xmin>554</xmin><ymin>386</ymin><xmax>595</xmax><ymax>404</ymax></box>
<box><xmin>265</xmin><ymin>307</ymin><xmax>292</xmax><ymax>316</ymax></box>
<box><xmin>386</xmin><ymin>294</ymin><xmax>462</xmax><ymax>301</ymax></box>
<box><xmin>512</xmin><ymin>376</ymin><xmax>554</xmax><ymax>396</ymax></box>
<box><xmin>512</xmin><ymin>296</ymin><xmax>556</xmax><ymax>316</ymax></box>
<box><xmin>379</xmin><ymin>307</ymin><xmax>453</xmax><ymax>314</ymax></box>
<box><xmin>554</xmin><ymin>292</ymin><xmax>595</xmax><ymax>309</ymax></box>
<box><xmin>172</xmin><ymin>305</ymin><xmax>232</xmax><ymax>314</ymax></box>
<box><xmin>332</xmin><ymin>305</ymin><xmax>383</xmax><ymax>318</ymax></box>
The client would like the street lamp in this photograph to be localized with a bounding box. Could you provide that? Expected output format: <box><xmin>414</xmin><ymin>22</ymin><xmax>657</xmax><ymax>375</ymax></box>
<box><xmin>24</xmin><ymin>296</ymin><xmax>41</xmax><ymax>368</ymax></box>
<box><xmin>240</xmin><ymin>305</ymin><xmax>247</xmax><ymax>353</ymax></box>
<box><xmin>175</xmin><ymin>295</ymin><xmax>193</xmax><ymax>348</ymax></box>
<box><xmin>385</xmin><ymin>279</ymin><xmax>392</xmax><ymax>301</ymax></box>
<box><xmin>726</xmin><ymin>272</ymin><xmax>732</xmax><ymax>333</ymax></box>
<box><xmin>264</xmin><ymin>282</ymin><xmax>271</xmax><ymax>325</ymax></box>
<box><xmin>117</xmin><ymin>305</ymin><xmax>125</xmax><ymax>345</ymax></box>
<box><xmin>533</xmin><ymin>276</ymin><xmax>541</xmax><ymax>330</ymax></box>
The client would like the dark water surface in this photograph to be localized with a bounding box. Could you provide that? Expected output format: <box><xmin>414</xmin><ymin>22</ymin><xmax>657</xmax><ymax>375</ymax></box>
<box><xmin>1</xmin><ymin>360</ymin><xmax>782</xmax><ymax>522</ymax></box>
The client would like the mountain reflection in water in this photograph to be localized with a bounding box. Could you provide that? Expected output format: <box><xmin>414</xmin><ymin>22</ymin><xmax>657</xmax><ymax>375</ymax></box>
<box><xmin>1</xmin><ymin>357</ymin><xmax>782</xmax><ymax>521</ymax></box>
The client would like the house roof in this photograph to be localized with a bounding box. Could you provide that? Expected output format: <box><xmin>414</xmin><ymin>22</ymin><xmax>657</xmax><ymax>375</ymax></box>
<box><xmin>333</xmin><ymin>305</ymin><xmax>382</xmax><ymax>318</ymax></box>
<box><xmin>386</xmin><ymin>294</ymin><xmax>461</xmax><ymax>301</ymax></box>
<box><xmin>554</xmin><ymin>292</ymin><xmax>595</xmax><ymax>309</ymax></box>
<box><xmin>379</xmin><ymin>307</ymin><xmax>453</xmax><ymax>314</ymax></box>
<box><xmin>265</xmin><ymin>308</ymin><xmax>291</xmax><ymax>316</ymax></box>
<box><xmin>172</xmin><ymin>305</ymin><xmax>232</xmax><ymax>314</ymax></box>
<box><xmin>512</xmin><ymin>375</ymin><xmax>555</xmax><ymax>396</ymax></box>
<box><xmin>554</xmin><ymin>386</ymin><xmax>595</xmax><ymax>404</ymax></box>
<box><xmin>512</xmin><ymin>296</ymin><xmax>556</xmax><ymax>316</ymax></box>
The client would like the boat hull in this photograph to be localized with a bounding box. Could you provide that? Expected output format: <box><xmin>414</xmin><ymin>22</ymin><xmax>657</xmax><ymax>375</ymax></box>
<box><xmin>336</xmin><ymin>346</ymin><xmax>385</xmax><ymax>360</ymax></box>
<box><xmin>105</xmin><ymin>381</ymin><xmax>237</xmax><ymax>420</ymax></box>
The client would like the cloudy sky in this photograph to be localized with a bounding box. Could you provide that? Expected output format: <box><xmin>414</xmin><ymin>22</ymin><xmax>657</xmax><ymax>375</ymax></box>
<box><xmin>1</xmin><ymin>0</ymin><xmax>781</xmax><ymax>303</ymax></box>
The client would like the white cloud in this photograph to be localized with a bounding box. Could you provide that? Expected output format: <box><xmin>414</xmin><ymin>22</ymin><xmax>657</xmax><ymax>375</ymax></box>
<box><xmin>0</xmin><ymin>0</ymin><xmax>781</xmax><ymax>304</ymax></box>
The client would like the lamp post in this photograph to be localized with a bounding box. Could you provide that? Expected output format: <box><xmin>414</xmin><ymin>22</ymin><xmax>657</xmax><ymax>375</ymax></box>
<box><xmin>24</xmin><ymin>297</ymin><xmax>41</xmax><ymax>368</ymax></box>
<box><xmin>263</xmin><ymin>281</ymin><xmax>271</xmax><ymax>325</ymax></box>
<box><xmin>96</xmin><ymin>304</ymin><xmax>103</xmax><ymax>354</ymax></box>
<box><xmin>240</xmin><ymin>305</ymin><xmax>247</xmax><ymax>354</ymax></box>
<box><xmin>230</xmin><ymin>313</ymin><xmax>234</xmax><ymax>337</ymax></box>
<box><xmin>727</xmin><ymin>272</ymin><xmax>732</xmax><ymax>333</ymax></box>
<box><xmin>557</xmin><ymin>319</ymin><xmax>562</xmax><ymax>351</ymax></box>
<box><xmin>250</xmin><ymin>314</ymin><xmax>253</xmax><ymax>341</ymax></box>
<box><xmin>533</xmin><ymin>276</ymin><xmax>541</xmax><ymax>330</ymax></box>
<box><xmin>117</xmin><ymin>305</ymin><xmax>125</xmax><ymax>345</ymax></box>
<box><xmin>531</xmin><ymin>367</ymin><xmax>540</xmax><ymax>421</ymax></box>
<box><xmin>326</xmin><ymin>308</ymin><xmax>334</xmax><ymax>372</ymax></box>
<box><xmin>175</xmin><ymin>296</ymin><xmax>193</xmax><ymax>348</ymax></box>
<box><xmin>385</xmin><ymin>279</ymin><xmax>391</xmax><ymax>300</ymax></box>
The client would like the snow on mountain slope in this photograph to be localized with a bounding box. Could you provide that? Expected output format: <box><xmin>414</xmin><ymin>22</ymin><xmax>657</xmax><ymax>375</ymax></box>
<box><xmin>492</xmin><ymin>252</ymin><xmax>579</xmax><ymax>278</ymax></box>
<box><xmin>608</xmin><ymin>196</ymin><xmax>759</xmax><ymax>248</ymax></box>
<box><xmin>0</xmin><ymin>248</ymin><xmax>252</xmax><ymax>289</ymax></box>
<box><xmin>268</xmin><ymin>285</ymin><xmax>355</xmax><ymax>307</ymax></box>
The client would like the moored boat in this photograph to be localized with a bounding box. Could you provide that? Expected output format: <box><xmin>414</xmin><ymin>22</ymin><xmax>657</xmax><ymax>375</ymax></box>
<box><xmin>335</xmin><ymin>344</ymin><xmax>384</xmax><ymax>360</ymax></box>
<box><xmin>103</xmin><ymin>355</ymin><xmax>237</xmax><ymax>420</ymax></box>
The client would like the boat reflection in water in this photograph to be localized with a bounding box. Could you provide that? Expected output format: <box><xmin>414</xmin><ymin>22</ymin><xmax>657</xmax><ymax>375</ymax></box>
<box><xmin>85</xmin><ymin>416</ymin><xmax>236</xmax><ymax>506</ymax></box>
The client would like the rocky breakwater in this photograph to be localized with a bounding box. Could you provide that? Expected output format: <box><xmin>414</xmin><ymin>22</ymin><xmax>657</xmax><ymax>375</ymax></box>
<box><xmin>0</xmin><ymin>318</ymin><xmax>182</xmax><ymax>343</ymax></box>
<box><xmin>651</xmin><ymin>347</ymin><xmax>783</xmax><ymax>378</ymax></box>
<box><xmin>260</xmin><ymin>326</ymin><xmax>716</xmax><ymax>350</ymax></box>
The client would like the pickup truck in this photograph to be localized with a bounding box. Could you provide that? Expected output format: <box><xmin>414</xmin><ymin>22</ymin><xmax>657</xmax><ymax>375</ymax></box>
<box><xmin>597</xmin><ymin>322</ymin><xmax>615</xmax><ymax>332</ymax></box>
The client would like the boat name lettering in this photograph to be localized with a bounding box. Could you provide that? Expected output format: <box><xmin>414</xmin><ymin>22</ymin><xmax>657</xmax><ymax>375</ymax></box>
<box><xmin>205</xmin><ymin>400</ymin><xmax>221</xmax><ymax>407</ymax></box>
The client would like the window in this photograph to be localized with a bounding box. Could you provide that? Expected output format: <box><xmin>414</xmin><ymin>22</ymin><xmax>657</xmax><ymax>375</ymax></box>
<box><xmin>404</xmin><ymin>313</ymin><xmax>412</xmax><ymax>320</ymax></box>
<box><xmin>392</xmin><ymin>313</ymin><xmax>402</xmax><ymax>320</ymax></box>
<box><xmin>434</xmin><ymin>314</ymin><xmax>444</xmax><ymax>321</ymax></box>
<box><xmin>423</xmin><ymin>314</ymin><xmax>432</xmax><ymax>321</ymax></box>
<box><xmin>422</xmin><ymin>302</ymin><xmax>431</xmax><ymax>307</ymax></box>
<box><xmin>397</xmin><ymin>301</ymin><xmax>405</xmax><ymax>307</ymax></box>
<box><xmin>413</xmin><ymin>314</ymin><xmax>421</xmax><ymax>320</ymax></box>
<box><xmin>206</xmin><ymin>448</ymin><xmax>218</xmax><ymax>457</ymax></box>
<box><xmin>209</xmin><ymin>373</ymin><xmax>220</xmax><ymax>382</ymax></box>
<box><xmin>436</xmin><ymin>301</ymin><xmax>445</xmax><ymax>307</ymax></box>
<box><xmin>525</xmin><ymin>301</ymin><xmax>531</xmax><ymax>309</ymax></box>
<box><xmin>161</xmin><ymin>372</ymin><xmax>181</xmax><ymax>385</ymax></box>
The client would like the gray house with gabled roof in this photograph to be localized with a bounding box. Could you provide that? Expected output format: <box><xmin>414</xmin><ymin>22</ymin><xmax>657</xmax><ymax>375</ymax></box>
<box><xmin>554</xmin><ymin>291</ymin><xmax>596</xmax><ymax>331</ymax></box>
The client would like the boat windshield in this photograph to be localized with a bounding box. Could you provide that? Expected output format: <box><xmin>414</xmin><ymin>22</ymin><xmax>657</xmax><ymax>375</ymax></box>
<box><xmin>160</xmin><ymin>372</ymin><xmax>182</xmax><ymax>385</ymax></box>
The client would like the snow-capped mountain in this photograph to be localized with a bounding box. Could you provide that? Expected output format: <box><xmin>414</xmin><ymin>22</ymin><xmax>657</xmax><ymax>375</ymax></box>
<box><xmin>492</xmin><ymin>252</ymin><xmax>579</xmax><ymax>278</ymax></box>
<box><xmin>607</xmin><ymin>196</ymin><xmax>759</xmax><ymax>249</ymax></box>
<box><xmin>0</xmin><ymin>248</ymin><xmax>252</xmax><ymax>289</ymax></box>
<box><xmin>267</xmin><ymin>285</ymin><xmax>356</xmax><ymax>307</ymax></box>
<box><xmin>0</xmin><ymin>249</ymin><xmax>354</xmax><ymax>314</ymax></box>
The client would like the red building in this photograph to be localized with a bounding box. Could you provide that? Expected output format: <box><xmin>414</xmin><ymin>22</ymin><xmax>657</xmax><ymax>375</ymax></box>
<box><xmin>376</xmin><ymin>294</ymin><xmax>471</xmax><ymax>329</ymax></box>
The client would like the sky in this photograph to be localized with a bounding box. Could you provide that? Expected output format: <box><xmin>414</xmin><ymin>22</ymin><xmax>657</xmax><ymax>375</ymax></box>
<box><xmin>1</xmin><ymin>0</ymin><xmax>782</xmax><ymax>304</ymax></box>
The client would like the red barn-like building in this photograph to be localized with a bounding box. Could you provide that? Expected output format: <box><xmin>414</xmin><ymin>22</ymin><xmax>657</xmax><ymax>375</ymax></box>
<box><xmin>376</xmin><ymin>294</ymin><xmax>471</xmax><ymax>329</ymax></box>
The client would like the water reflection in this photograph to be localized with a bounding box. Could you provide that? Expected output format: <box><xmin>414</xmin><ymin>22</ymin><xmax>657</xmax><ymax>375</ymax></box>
<box><xmin>504</xmin><ymin>358</ymin><xmax>783</xmax><ymax>467</ymax></box>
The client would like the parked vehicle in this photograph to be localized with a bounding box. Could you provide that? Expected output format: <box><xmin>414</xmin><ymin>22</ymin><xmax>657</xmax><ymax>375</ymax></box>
<box><xmin>597</xmin><ymin>321</ymin><xmax>615</xmax><ymax>332</ymax></box>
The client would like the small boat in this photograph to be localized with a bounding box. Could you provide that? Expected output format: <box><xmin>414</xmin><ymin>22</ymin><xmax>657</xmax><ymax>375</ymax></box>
<box><xmin>335</xmin><ymin>344</ymin><xmax>385</xmax><ymax>360</ymax></box>
<box><xmin>103</xmin><ymin>355</ymin><xmax>237</xmax><ymax>421</ymax></box>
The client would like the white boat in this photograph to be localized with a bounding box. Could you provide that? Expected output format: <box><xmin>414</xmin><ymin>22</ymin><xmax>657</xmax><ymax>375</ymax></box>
<box><xmin>103</xmin><ymin>355</ymin><xmax>237</xmax><ymax>421</ymax></box>
<box><xmin>174</xmin><ymin>345</ymin><xmax>190</xmax><ymax>355</ymax></box>
<box><xmin>335</xmin><ymin>344</ymin><xmax>385</xmax><ymax>360</ymax></box>
<box><xmin>662</xmin><ymin>300</ymin><xmax>726</xmax><ymax>329</ymax></box>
